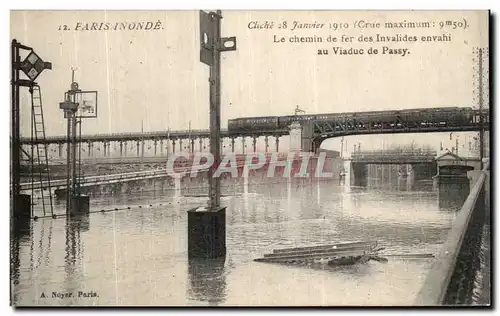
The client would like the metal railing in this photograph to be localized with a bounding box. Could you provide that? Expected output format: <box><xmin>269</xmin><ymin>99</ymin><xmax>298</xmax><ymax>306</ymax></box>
<box><xmin>19</xmin><ymin>164</ymin><xmax>217</xmax><ymax>191</ymax></box>
<box><xmin>19</xmin><ymin>158</ymin><xmax>274</xmax><ymax>191</ymax></box>
<box><xmin>20</xmin><ymin>168</ymin><xmax>170</xmax><ymax>191</ymax></box>
<box><xmin>414</xmin><ymin>159</ymin><xmax>490</xmax><ymax>306</ymax></box>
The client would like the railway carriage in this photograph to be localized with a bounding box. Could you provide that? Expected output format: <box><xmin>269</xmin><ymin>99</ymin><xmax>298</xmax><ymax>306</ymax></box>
<box><xmin>226</xmin><ymin>107</ymin><xmax>475</xmax><ymax>134</ymax></box>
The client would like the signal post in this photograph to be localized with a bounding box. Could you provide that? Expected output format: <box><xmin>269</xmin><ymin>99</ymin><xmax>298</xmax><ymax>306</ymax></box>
<box><xmin>59</xmin><ymin>70</ymin><xmax>98</xmax><ymax>216</ymax></box>
<box><xmin>11</xmin><ymin>39</ymin><xmax>51</xmax><ymax>225</ymax></box>
<box><xmin>187</xmin><ymin>10</ymin><xmax>236</xmax><ymax>259</ymax></box>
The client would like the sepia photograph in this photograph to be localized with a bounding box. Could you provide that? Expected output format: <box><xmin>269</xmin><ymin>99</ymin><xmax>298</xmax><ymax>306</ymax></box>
<box><xmin>9</xmin><ymin>8</ymin><xmax>491</xmax><ymax>307</ymax></box>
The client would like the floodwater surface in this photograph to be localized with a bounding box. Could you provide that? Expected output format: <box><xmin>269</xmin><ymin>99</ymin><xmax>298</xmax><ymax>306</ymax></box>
<box><xmin>11</xmin><ymin>176</ymin><xmax>466</xmax><ymax>306</ymax></box>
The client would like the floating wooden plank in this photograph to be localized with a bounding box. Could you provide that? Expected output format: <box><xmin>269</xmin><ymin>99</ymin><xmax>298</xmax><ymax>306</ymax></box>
<box><xmin>255</xmin><ymin>250</ymin><xmax>374</xmax><ymax>263</ymax></box>
<box><xmin>272</xmin><ymin>241</ymin><xmax>377</xmax><ymax>254</ymax></box>
<box><xmin>254</xmin><ymin>241</ymin><xmax>380</xmax><ymax>264</ymax></box>
<box><xmin>264</xmin><ymin>247</ymin><xmax>373</xmax><ymax>259</ymax></box>
<box><xmin>382</xmin><ymin>253</ymin><xmax>435</xmax><ymax>259</ymax></box>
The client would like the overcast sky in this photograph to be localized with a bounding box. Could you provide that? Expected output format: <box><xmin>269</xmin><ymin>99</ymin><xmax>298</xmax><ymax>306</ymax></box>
<box><xmin>10</xmin><ymin>10</ymin><xmax>488</xmax><ymax>154</ymax></box>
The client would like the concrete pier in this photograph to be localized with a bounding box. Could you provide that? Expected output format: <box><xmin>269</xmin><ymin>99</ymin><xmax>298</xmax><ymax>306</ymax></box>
<box><xmin>187</xmin><ymin>207</ymin><xmax>226</xmax><ymax>259</ymax></box>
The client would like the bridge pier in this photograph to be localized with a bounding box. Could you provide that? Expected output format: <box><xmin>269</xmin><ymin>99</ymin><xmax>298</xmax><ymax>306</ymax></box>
<box><xmin>299</xmin><ymin>121</ymin><xmax>314</xmax><ymax>153</ymax></box>
<box><xmin>231</xmin><ymin>137</ymin><xmax>235</xmax><ymax>153</ymax></box>
<box><xmin>406</xmin><ymin>164</ymin><xmax>414</xmax><ymax>178</ymax></box>
<box><xmin>349</xmin><ymin>162</ymin><xmax>367</xmax><ymax>187</ymax></box>
<box><xmin>252</xmin><ymin>136</ymin><xmax>257</xmax><ymax>152</ymax></box>
<box><xmin>275</xmin><ymin>136</ymin><xmax>280</xmax><ymax>152</ymax></box>
<box><xmin>179</xmin><ymin>139</ymin><xmax>183</xmax><ymax>152</ymax></box>
<box><xmin>191</xmin><ymin>139</ymin><xmax>195</xmax><ymax>153</ymax></box>
<box><xmin>241</xmin><ymin>137</ymin><xmax>245</xmax><ymax>154</ymax></box>
<box><xmin>154</xmin><ymin>140</ymin><xmax>158</xmax><ymax>156</ymax></box>
<box><xmin>264</xmin><ymin>136</ymin><xmax>268</xmax><ymax>152</ymax></box>
<box><xmin>58</xmin><ymin>143</ymin><xmax>63</xmax><ymax>158</ymax></box>
<box><xmin>199</xmin><ymin>138</ymin><xmax>203</xmax><ymax>152</ymax></box>
<box><xmin>119</xmin><ymin>141</ymin><xmax>123</xmax><ymax>157</ymax></box>
<box><xmin>311</xmin><ymin>139</ymin><xmax>322</xmax><ymax>155</ymax></box>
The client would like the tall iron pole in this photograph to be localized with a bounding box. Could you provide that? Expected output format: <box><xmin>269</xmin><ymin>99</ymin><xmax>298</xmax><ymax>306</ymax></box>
<box><xmin>478</xmin><ymin>48</ymin><xmax>484</xmax><ymax>169</ymax></box>
<box><xmin>65</xmin><ymin>108</ymin><xmax>72</xmax><ymax>213</ymax></box>
<box><xmin>188</xmin><ymin>10</ymin><xmax>236</xmax><ymax>259</ymax></box>
<box><xmin>78</xmin><ymin>118</ymin><xmax>82</xmax><ymax>186</ymax></box>
<box><xmin>70</xmin><ymin>69</ymin><xmax>79</xmax><ymax>209</ymax></box>
<box><xmin>208</xmin><ymin>11</ymin><xmax>222</xmax><ymax>209</ymax></box>
<box><xmin>11</xmin><ymin>40</ymin><xmax>20</xmax><ymax>198</ymax></box>
<box><xmin>71</xmin><ymin>105</ymin><xmax>78</xmax><ymax>195</ymax></box>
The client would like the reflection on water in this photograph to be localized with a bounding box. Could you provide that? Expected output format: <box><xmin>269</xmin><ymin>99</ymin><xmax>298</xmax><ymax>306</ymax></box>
<box><xmin>187</xmin><ymin>258</ymin><xmax>227</xmax><ymax>306</ymax></box>
<box><xmin>11</xmin><ymin>219</ymin><xmax>32</xmax><ymax>304</ymax></box>
<box><xmin>11</xmin><ymin>175</ymin><xmax>471</xmax><ymax>306</ymax></box>
<box><xmin>63</xmin><ymin>217</ymin><xmax>85</xmax><ymax>306</ymax></box>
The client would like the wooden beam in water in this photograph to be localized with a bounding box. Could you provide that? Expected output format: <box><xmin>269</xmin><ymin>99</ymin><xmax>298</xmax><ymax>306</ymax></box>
<box><xmin>255</xmin><ymin>249</ymin><xmax>371</xmax><ymax>263</ymax></box>
<box><xmin>272</xmin><ymin>241</ymin><xmax>377</xmax><ymax>254</ymax></box>
<box><xmin>265</xmin><ymin>245</ymin><xmax>374</xmax><ymax>258</ymax></box>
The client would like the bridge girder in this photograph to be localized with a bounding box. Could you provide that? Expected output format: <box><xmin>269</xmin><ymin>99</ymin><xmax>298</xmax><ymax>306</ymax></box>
<box><xmin>308</xmin><ymin>125</ymin><xmax>490</xmax><ymax>153</ymax></box>
<box><xmin>312</xmin><ymin>112</ymin><xmax>489</xmax><ymax>139</ymax></box>
<box><xmin>20</xmin><ymin>129</ymin><xmax>291</xmax><ymax>145</ymax></box>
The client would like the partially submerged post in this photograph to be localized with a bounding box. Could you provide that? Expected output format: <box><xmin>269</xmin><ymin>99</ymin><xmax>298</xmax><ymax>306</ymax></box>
<box><xmin>187</xmin><ymin>10</ymin><xmax>236</xmax><ymax>259</ymax></box>
<box><xmin>59</xmin><ymin>70</ymin><xmax>98</xmax><ymax>217</ymax></box>
<box><xmin>11</xmin><ymin>39</ymin><xmax>52</xmax><ymax>222</ymax></box>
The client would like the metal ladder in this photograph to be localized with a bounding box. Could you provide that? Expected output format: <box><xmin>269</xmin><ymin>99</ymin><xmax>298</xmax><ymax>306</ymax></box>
<box><xmin>30</xmin><ymin>84</ymin><xmax>54</xmax><ymax>217</ymax></box>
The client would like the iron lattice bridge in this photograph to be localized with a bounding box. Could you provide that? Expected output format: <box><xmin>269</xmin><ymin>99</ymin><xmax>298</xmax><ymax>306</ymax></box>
<box><xmin>311</xmin><ymin>109</ymin><xmax>489</xmax><ymax>142</ymax></box>
<box><xmin>19</xmin><ymin>107</ymin><xmax>489</xmax><ymax>145</ymax></box>
<box><xmin>20</xmin><ymin>128</ymin><xmax>290</xmax><ymax>145</ymax></box>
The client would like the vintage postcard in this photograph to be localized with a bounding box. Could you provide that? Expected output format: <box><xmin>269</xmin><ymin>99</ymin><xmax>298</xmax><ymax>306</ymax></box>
<box><xmin>9</xmin><ymin>10</ymin><xmax>490</xmax><ymax>307</ymax></box>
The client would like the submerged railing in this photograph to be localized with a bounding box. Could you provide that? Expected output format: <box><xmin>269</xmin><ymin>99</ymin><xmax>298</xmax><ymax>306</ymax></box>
<box><xmin>414</xmin><ymin>159</ymin><xmax>490</xmax><ymax>306</ymax></box>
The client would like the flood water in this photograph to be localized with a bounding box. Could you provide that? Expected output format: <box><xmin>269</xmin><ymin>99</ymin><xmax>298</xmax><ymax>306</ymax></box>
<box><xmin>11</xmin><ymin>175</ymin><xmax>467</xmax><ymax>306</ymax></box>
